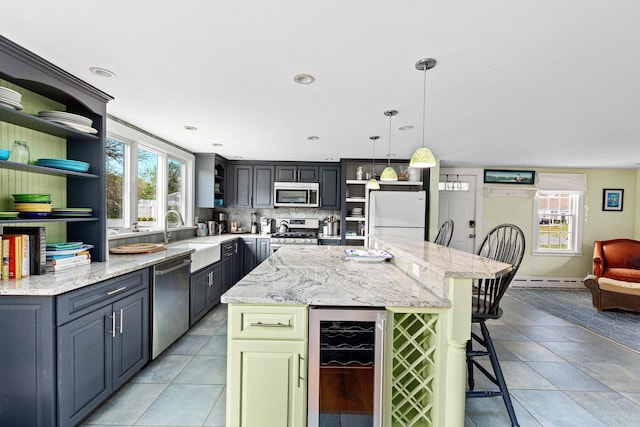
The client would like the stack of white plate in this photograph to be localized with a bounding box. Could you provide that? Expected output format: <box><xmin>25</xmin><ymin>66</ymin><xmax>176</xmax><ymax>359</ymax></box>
<box><xmin>37</xmin><ymin>110</ymin><xmax>97</xmax><ymax>134</ymax></box>
<box><xmin>0</xmin><ymin>86</ymin><xmax>23</xmax><ymax>110</ymax></box>
<box><xmin>350</xmin><ymin>207</ymin><xmax>364</xmax><ymax>217</ymax></box>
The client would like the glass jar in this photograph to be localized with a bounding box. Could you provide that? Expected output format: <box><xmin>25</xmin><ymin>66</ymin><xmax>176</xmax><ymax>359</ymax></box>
<box><xmin>11</xmin><ymin>140</ymin><xmax>29</xmax><ymax>164</ymax></box>
<box><xmin>356</xmin><ymin>166</ymin><xmax>364</xmax><ymax>180</ymax></box>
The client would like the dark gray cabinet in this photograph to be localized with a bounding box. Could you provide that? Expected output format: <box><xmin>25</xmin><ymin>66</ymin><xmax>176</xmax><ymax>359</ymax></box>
<box><xmin>231</xmin><ymin>164</ymin><xmax>274</xmax><ymax>208</ymax></box>
<box><xmin>222</xmin><ymin>239</ymin><xmax>241</xmax><ymax>290</ymax></box>
<box><xmin>0</xmin><ymin>297</ymin><xmax>55</xmax><ymax>427</ymax></box>
<box><xmin>57</xmin><ymin>270</ymin><xmax>149</xmax><ymax>427</ymax></box>
<box><xmin>319</xmin><ymin>165</ymin><xmax>341</xmax><ymax>209</ymax></box>
<box><xmin>253</xmin><ymin>165</ymin><xmax>275</xmax><ymax>207</ymax></box>
<box><xmin>195</xmin><ymin>154</ymin><xmax>226</xmax><ymax>208</ymax></box>
<box><xmin>241</xmin><ymin>237</ymin><xmax>271</xmax><ymax>277</ymax></box>
<box><xmin>190</xmin><ymin>261</ymin><xmax>222</xmax><ymax>326</ymax></box>
<box><xmin>258</xmin><ymin>238</ymin><xmax>271</xmax><ymax>262</ymax></box>
<box><xmin>275</xmin><ymin>164</ymin><xmax>318</xmax><ymax>182</ymax></box>
<box><xmin>232</xmin><ymin>164</ymin><xmax>253</xmax><ymax>208</ymax></box>
<box><xmin>0</xmin><ymin>269</ymin><xmax>149</xmax><ymax>427</ymax></box>
<box><xmin>319</xmin><ymin>239</ymin><xmax>341</xmax><ymax>246</ymax></box>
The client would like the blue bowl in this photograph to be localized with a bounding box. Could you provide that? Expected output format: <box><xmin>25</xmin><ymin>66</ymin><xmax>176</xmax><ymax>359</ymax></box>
<box><xmin>0</xmin><ymin>149</ymin><xmax>9</xmax><ymax>161</ymax></box>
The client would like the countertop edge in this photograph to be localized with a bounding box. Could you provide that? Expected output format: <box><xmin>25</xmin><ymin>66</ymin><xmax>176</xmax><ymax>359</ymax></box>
<box><xmin>0</xmin><ymin>233</ymin><xmax>253</xmax><ymax>296</ymax></box>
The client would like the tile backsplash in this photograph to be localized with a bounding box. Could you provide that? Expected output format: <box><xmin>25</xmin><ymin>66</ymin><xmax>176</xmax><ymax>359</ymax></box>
<box><xmin>196</xmin><ymin>207</ymin><xmax>340</xmax><ymax>233</ymax></box>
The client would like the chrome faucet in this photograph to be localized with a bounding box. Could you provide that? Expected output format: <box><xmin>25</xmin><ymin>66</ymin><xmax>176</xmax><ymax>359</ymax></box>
<box><xmin>164</xmin><ymin>209</ymin><xmax>184</xmax><ymax>243</ymax></box>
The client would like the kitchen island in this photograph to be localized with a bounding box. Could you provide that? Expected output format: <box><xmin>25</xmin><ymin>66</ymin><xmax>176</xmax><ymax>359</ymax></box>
<box><xmin>221</xmin><ymin>238</ymin><xmax>511</xmax><ymax>427</ymax></box>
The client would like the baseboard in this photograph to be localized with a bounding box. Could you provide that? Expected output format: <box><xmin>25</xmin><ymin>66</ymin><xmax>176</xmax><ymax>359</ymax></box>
<box><xmin>511</xmin><ymin>276</ymin><xmax>585</xmax><ymax>289</ymax></box>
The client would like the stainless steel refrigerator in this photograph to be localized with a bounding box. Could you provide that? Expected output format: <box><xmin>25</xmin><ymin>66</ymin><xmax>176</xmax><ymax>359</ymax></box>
<box><xmin>368</xmin><ymin>190</ymin><xmax>426</xmax><ymax>239</ymax></box>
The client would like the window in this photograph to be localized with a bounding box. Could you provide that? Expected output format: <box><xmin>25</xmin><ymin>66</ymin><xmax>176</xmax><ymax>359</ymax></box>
<box><xmin>137</xmin><ymin>146</ymin><xmax>159</xmax><ymax>227</ymax></box>
<box><xmin>533</xmin><ymin>191</ymin><xmax>583</xmax><ymax>255</ymax></box>
<box><xmin>106</xmin><ymin>118</ymin><xmax>194</xmax><ymax>236</ymax></box>
<box><xmin>106</xmin><ymin>137</ymin><xmax>126</xmax><ymax>228</ymax></box>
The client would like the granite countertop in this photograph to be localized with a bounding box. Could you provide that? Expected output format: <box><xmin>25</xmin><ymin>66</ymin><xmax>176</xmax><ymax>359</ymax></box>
<box><xmin>0</xmin><ymin>233</ymin><xmax>252</xmax><ymax>297</ymax></box>
<box><xmin>222</xmin><ymin>245</ymin><xmax>446</xmax><ymax>307</ymax></box>
<box><xmin>222</xmin><ymin>237</ymin><xmax>512</xmax><ymax>308</ymax></box>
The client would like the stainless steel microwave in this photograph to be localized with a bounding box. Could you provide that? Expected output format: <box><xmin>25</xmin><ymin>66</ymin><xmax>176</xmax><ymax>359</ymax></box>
<box><xmin>273</xmin><ymin>182</ymin><xmax>320</xmax><ymax>207</ymax></box>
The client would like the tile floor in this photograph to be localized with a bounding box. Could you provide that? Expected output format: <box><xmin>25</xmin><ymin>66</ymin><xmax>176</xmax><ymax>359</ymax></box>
<box><xmin>82</xmin><ymin>294</ymin><xmax>640</xmax><ymax>427</ymax></box>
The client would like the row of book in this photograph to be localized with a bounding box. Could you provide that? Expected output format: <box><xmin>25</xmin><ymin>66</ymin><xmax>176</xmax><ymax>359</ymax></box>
<box><xmin>1</xmin><ymin>226</ymin><xmax>93</xmax><ymax>279</ymax></box>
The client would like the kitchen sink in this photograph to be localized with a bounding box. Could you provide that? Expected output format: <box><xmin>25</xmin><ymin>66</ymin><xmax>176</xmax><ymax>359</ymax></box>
<box><xmin>170</xmin><ymin>242</ymin><xmax>221</xmax><ymax>273</ymax></box>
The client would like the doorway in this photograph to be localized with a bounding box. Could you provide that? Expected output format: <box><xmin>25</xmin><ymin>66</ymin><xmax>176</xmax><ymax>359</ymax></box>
<box><xmin>438</xmin><ymin>171</ymin><xmax>481</xmax><ymax>253</ymax></box>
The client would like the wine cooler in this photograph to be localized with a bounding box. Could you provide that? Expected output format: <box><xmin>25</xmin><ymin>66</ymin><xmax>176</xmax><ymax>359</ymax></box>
<box><xmin>308</xmin><ymin>307</ymin><xmax>387</xmax><ymax>427</ymax></box>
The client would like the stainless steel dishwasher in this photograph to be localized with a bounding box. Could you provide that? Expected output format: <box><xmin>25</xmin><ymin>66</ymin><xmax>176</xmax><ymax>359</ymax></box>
<box><xmin>151</xmin><ymin>255</ymin><xmax>192</xmax><ymax>359</ymax></box>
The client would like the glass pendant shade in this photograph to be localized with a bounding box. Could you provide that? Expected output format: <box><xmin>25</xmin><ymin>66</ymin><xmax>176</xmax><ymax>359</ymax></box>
<box><xmin>382</xmin><ymin>110</ymin><xmax>398</xmax><ymax>181</ymax></box>
<box><xmin>380</xmin><ymin>166</ymin><xmax>398</xmax><ymax>181</ymax></box>
<box><xmin>411</xmin><ymin>58</ymin><xmax>437</xmax><ymax>169</ymax></box>
<box><xmin>367</xmin><ymin>178</ymin><xmax>380</xmax><ymax>189</ymax></box>
<box><xmin>367</xmin><ymin>135</ymin><xmax>380</xmax><ymax>189</ymax></box>
<box><xmin>410</xmin><ymin>146</ymin><xmax>437</xmax><ymax>168</ymax></box>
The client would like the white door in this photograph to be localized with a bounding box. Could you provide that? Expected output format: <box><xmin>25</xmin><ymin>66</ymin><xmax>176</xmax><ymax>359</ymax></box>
<box><xmin>438</xmin><ymin>174</ymin><xmax>477</xmax><ymax>252</ymax></box>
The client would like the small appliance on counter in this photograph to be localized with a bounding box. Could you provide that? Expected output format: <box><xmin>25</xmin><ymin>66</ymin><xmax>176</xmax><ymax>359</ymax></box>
<box><xmin>213</xmin><ymin>212</ymin><xmax>227</xmax><ymax>234</ymax></box>
<box><xmin>260</xmin><ymin>217</ymin><xmax>275</xmax><ymax>235</ymax></box>
<box><xmin>251</xmin><ymin>212</ymin><xmax>258</xmax><ymax>234</ymax></box>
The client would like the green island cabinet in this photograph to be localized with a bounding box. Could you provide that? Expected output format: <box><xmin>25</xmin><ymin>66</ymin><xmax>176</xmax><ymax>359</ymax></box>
<box><xmin>226</xmin><ymin>291</ymin><xmax>473</xmax><ymax>426</ymax></box>
<box><xmin>226</xmin><ymin>304</ymin><xmax>308</xmax><ymax>427</ymax></box>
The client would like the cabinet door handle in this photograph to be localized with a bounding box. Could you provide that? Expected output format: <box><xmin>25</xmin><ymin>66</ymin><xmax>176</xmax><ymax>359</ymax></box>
<box><xmin>378</xmin><ymin>318</ymin><xmax>386</xmax><ymax>427</ymax></box>
<box><xmin>119</xmin><ymin>308</ymin><xmax>124</xmax><ymax>334</ymax></box>
<box><xmin>108</xmin><ymin>312</ymin><xmax>116</xmax><ymax>338</ymax></box>
<box><xmin>208</xmin><ymin>271</ymin><xmax>213</xmax><ymax>287</ymax></box>
<box><xmin>249</xmin><ymin>321</ymin><xmax>288</xmax><ymax>327</ymax></box>
<box><xmin>106</xmin><ymin>286</ymin><xmax>127</xmax><ymax>296</ymax></box>
<box><xmin>234</xmin><ymin>241</ymin><xmax>238</xmax><ymax>253</ymax></box>
<box><xmin>297</xmin><ymin>353</ymin><xmax>304</xmax><ymax>388</ymax></box>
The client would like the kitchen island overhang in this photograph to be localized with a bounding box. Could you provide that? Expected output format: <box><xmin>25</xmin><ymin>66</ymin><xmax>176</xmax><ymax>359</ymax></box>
<box><xmin>222</xmin><ymin>239</ymin><xmax>511</xmax><ymax>427</ymax></box>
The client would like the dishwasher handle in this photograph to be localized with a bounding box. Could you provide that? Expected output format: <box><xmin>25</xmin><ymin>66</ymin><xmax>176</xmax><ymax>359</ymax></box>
<box><xmin>155</xmin><ymin>259</ymin><xmax>192</xmax><ymax>276</ymax></box>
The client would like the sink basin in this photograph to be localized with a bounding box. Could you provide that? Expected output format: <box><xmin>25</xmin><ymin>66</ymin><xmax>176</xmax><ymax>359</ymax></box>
<box><xmin>170</xmin><ymin>242</ymin><xmax>221</xmax><ymax>272</ymax></box>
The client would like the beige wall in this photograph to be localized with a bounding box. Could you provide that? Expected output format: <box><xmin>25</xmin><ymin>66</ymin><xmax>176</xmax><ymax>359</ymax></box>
<box><xmin>480</xmin><ymin>168</ymin><xmax>638</xmax><ymax>278</ymax></box>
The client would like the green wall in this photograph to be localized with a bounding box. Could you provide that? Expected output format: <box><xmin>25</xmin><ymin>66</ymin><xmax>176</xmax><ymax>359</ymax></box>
<box><xmin>481</xmin><ymin>168</ymin><xmax>638</xmax><ymax>278</ymax></box>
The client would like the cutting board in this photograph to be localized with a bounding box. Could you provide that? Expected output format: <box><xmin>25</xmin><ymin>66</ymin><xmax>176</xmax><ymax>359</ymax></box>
<box><xmin>110</xmin><ymin>243</ymin><xmax>166</xmax><ymax>254</ymax></box>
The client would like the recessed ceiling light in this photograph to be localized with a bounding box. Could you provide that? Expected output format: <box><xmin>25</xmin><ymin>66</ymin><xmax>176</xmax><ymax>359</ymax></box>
<box><xmin>212</xmin><ymin>143</ymin><xmax>223</xmax><ymax>147</ymax></box>
<box><xmin>184</xmin><ymin>125</ymin><xmax>198</xmax><ymax>131</ymax></box>
<box><xmin>89</xmin><ymin>67</ymin><xmax>116</xmax><ymax>78</ymax></box>
<box><xmin>325</xmin><ymin>158</ymin><xmax>334</xmax><ymax>161</ymax></box>
<box><xmin>232</xmin><ymin>155</ymin><xmax>243</xmax><ymax>159</ymax></box>
<box><xmin>294</xmin><ymin>74</ymin><xmax>315</xmax><ymax>84</ymax></box>
<box><xmin>307</xmin><ymin>136</ymin><xmax>320</xmax><ymax>141</ymax></box>
<box><xmin>385</xmin><ymin>153</ymin><xmax>397</xmax><ymax>158</ymax></box>
<box><xmin>399</xmin><ymin>125</ymin><xmax>414</xmax><ymax>131</ymax></box>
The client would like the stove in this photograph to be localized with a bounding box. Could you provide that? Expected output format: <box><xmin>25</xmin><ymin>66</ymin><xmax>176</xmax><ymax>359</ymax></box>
<box><xmin>271</xmin><ymin>219</ymin><xmax>319</xmax><ymax>250</ymax></box>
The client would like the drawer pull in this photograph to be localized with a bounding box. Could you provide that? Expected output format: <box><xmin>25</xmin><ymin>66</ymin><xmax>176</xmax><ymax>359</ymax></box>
<box><xmin>250</xmin><ymin>321</ymin><xmax>288</xmax><ymax>327</ymax></box>
<box><xmin>106</xmin><ymin>286</ymin><xmax>127</xmax><ymax>296</ymax></box>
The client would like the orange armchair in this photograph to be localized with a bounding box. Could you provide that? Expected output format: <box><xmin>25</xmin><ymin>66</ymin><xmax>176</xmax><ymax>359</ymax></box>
<box><xmin>584</xmin><ymin>239</ymin><xmax>640</xmax><ymax>311</ymax></box>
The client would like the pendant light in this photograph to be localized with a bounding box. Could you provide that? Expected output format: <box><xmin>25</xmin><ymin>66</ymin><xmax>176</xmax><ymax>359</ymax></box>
<box><xmin>367</xmin><ymin>136</ymin><xmax>380</xmax><ymax>190</ymax></box>
<box><xmin>409</xmin><ymin>58</ymin><xmax>437</xmax><ymax>168</ymax></box>
<box><xmin>380</xmin><ymin>110</ymin><xmax>398</xmax><ymax>181</ymax></box>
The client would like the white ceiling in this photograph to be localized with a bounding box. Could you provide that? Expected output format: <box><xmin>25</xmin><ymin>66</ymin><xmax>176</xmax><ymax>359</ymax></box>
<box><xmin>2</xmin><ymin>1</ymin><xmax>639</xmax><ymax>168</ymax></box>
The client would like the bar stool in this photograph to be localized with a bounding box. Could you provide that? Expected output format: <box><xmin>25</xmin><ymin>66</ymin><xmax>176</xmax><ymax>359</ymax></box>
<box><xmin>434</xmin><ymin>219</ymin><xmax>454</xmax><ymax>247</ymax></box>
<box><xmin>466</xmin><ymin>224</ymin><xmax>525</xmax><ymax>427</ymax></box>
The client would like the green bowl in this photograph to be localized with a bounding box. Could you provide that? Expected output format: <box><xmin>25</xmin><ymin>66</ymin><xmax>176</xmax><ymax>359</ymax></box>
<box><xmin>12</xmin><ymin>193</ymin><xmax>51</xmax><ymax>203</ymax></box>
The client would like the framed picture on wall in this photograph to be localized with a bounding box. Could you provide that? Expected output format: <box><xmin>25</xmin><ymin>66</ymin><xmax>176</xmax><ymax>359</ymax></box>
<box><xmin>602</xmin><ymin>189</ymin><xmax>624</xmax><ymax>211</ymax></box>
<box><xmin>483</xmin><ymin>169</ymin><xmax>535</xmax><ymax>185</ymax></box>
